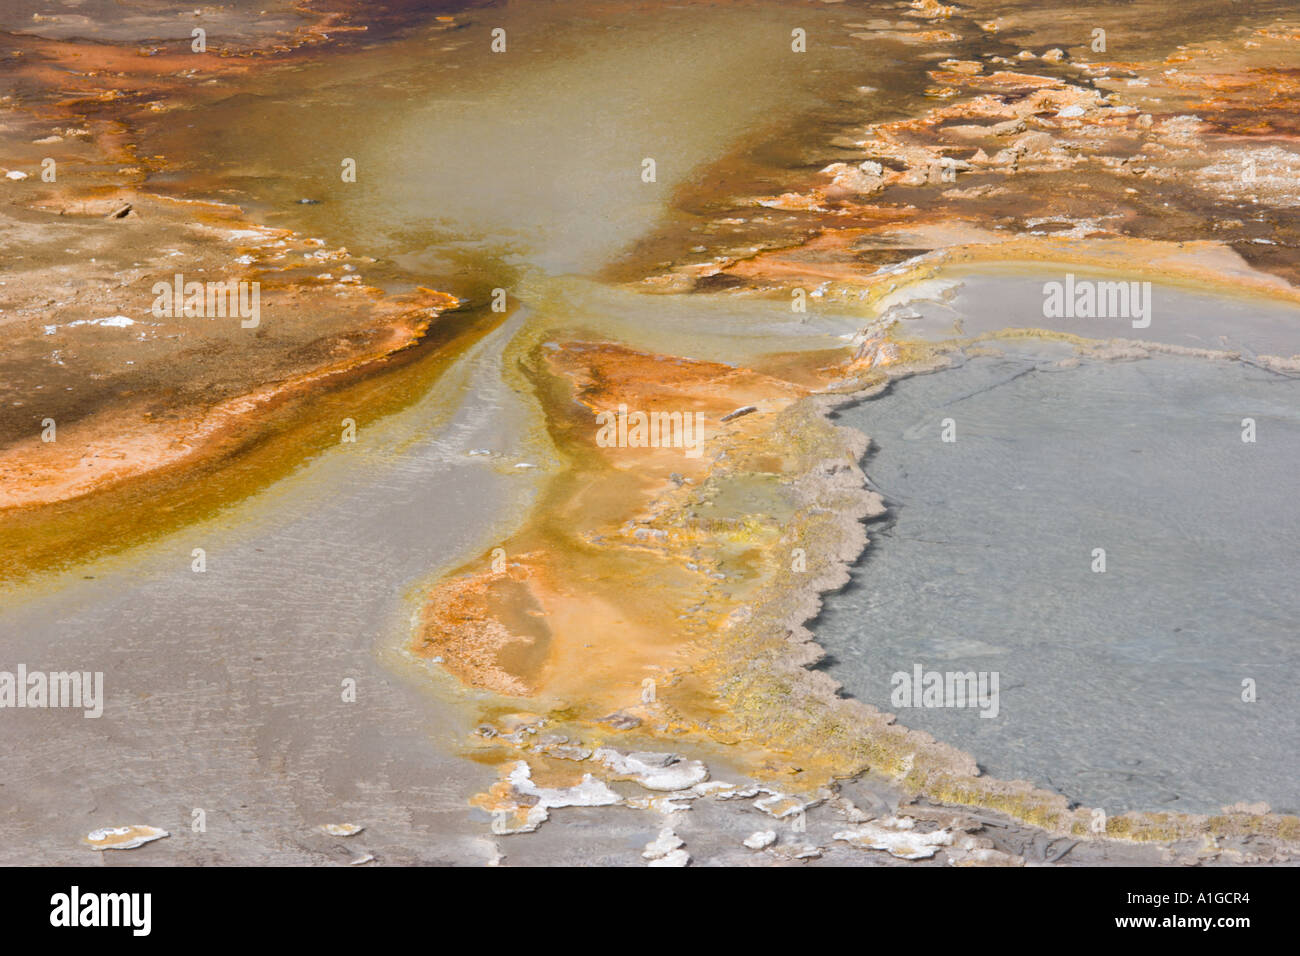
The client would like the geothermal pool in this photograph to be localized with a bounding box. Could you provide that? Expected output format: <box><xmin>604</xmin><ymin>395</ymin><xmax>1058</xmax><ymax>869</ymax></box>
<box><xmin>817</xmin><ymin>342</ymin><xmax>1300</xmax><ymax>815</ymax></box>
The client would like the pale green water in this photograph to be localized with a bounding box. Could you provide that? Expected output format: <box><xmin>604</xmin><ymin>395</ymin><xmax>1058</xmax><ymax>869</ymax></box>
<box><xmin>141</xmin><ymin>1</ymin><xmax>930</xmax><ymax>358</ymax></box>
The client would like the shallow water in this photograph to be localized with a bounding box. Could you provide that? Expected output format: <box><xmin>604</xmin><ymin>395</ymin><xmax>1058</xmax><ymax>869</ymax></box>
<box><xmin>0</xmin><ymin>308</ymin><xmax>538</xmax><ymax>863</ymax></box>
<box><xmin>818</xmin><ymin>342</ymin><xmax>1300</xmax><ymax>814</ymax></box>
<box><xmin>144</xmin><ymin>2</ymin><xmax>909</xmax><ymax>279</ymax></box>
<box><xmin>134</xmin><ymin>0</ymin><xmax>944</xmax><ymax>370</ymax></box>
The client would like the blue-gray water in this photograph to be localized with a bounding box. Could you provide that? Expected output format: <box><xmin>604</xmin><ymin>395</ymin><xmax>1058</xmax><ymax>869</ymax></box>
<box><xmin>817</xmin><ymin>346</ymin><xmax>1300</xmax><ymax>814</ymax></box>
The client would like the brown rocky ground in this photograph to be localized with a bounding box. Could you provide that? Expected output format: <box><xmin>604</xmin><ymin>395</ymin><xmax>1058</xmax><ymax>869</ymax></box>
<box><xmin>0</xmin><ymin>2</ymin><xmax>478</xmax><ymax>579</ymax></box>
<box><xmin>621</xmin><ymin>0</ymin><xmax>1300</xmax><ymax>296</ymax></box>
